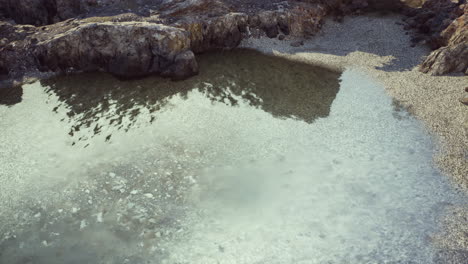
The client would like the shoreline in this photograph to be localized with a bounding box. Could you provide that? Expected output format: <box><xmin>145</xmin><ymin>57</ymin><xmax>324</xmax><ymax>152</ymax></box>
<box><xmin>242</xmin><ymin>14</ymin><xmax>468</xmax><ymax>193</ymax></box>
<box><xmin>241</xmin><ymin>14</ymin><xmax>468</xmax><ymax>261</ymax></box>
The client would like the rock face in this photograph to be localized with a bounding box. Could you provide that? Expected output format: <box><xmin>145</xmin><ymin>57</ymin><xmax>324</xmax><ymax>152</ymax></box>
<box><xmin>403</xmin><ymin>0</ymin><xmax>462</xmax><ymax>49</ymax></box>
<box><xmin>420</xmin><ymin>3</ymin><xmax>468</xmax><ymax>75</ymax></box>
<box><xmin>0</xmin><ymin>0</ymin><xmax>158</xmax><ymax>25</ymax></box>
<box><xmin>0</xmin><ymin>0</ymin><xmax>339</xmax><ymax>84</ymax></box>
<box><xmin>0</xmin><ymin>0</ymin><xmax>467</xmax><ymax>87</ymax></box>
<box><xmin>401</xmin><ymin>0</ymin><xmax>468</xmax><ymax>75</ymax></box>
<box><xmin>33</xmin><ymin>22</ymin><xmax>198</xmax><ymax>79</ymax></box>
<box><xmin>178</xmin><ymin>13</ymin><xmax>249</xmax><ymax>53</ymax></box>
<box><xmin>0</xmin><ymin>0</ymin><xmax>85</xmax><ymax>25</ymax></box>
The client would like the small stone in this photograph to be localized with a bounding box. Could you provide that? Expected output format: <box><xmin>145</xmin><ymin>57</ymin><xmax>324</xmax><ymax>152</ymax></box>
<box><xmin>290</xmin><ymin>41</ymin><xmax>304</xmax><ymax>47</ymax></box>
<box><xmin>80</xmin><ymin>220</ymin><xmax>87</xmax><ymax>230</ymax></box>
<box><xmin>130</xmin><ymin>190</ymin><xmax>138</xmax><ymax>195</ymax></box>
<box><xmin>218</xmin><ymin>245</ymin><xmax>225</xmax><ymax>252</ymax></box>
<box><xmin>144</xmin><ymin>193</ymin><xmax>154</xmax><ymax>198</ymax></box>
<box><xmin>72</xmin><ymin>207</ymin><xmax>79</xmax><ymax>213</ymax></box>
<box><xmin>460</xmin><ymin>97</ymin><xmax>468</xmax><ymax>106</ymax></box>
<box><xmin>96</xmin><ymin>212</ymin><xmax>103</xmax><ymax>223</ymax></box>
<box><xmin>464</xmin><ymin>87</ymin><xmax>468</xmax><ymax>93</ymax></box>
<box><xmin>109</xmin><ymin>172</ymin><xmax>116</xmax><ymax>178</ymax></box>
<box><xmin>34</xmin><ymin>212</ymin><xmax>41</xmax><ymax>218</ymax></box>
<box><xmin>278</xmin><ymin>34</ymin><xmax>285</xmax><ymax>40</ymax></box>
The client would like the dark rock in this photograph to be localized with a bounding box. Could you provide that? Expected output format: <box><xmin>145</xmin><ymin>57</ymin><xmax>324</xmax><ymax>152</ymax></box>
<box><xmin>460</xmin><ymin>97</ymin><xmax>468</xmax><ymax>105</ymax></box>
<box><xmin>0</xmin><ymin>85</ymin><xmax>22</xmax><ymax>106</ymax></box>
<box><xmin>182</xmin><ymin>13</ymin><xmax>248</xmax><ymax>53</ymax></box>
<box><xmin>162</xmin><ymin>50</ymin><xmax>199</xmax><ymax>80</ymax></box>
<box><xmin>278</xmin><ymin>17</ymin><xmax>290</xmax><ymax>35</ymax></box>
<box><xmin>264</xmin><ymin>25</ymin><xmax>279</xmax><ymax>38</ymax></box>
<box><xmin>404</xmin><ymin>0</ymin><xmax>461</xmax><ymax>50</ymax></box>
<box><xmin>290</xmin><ymin>40</ymin><xmax>304</xmax><ymax>47</ymax></box>
<box><xmin>420</xmin><ymin>4</ymin><xmax>468</xmax><ymax>75</ymax></box>
<box><xmin>33</xmin><ymin>22</ymin><xmax>195</xmax><ymax>79</ymax></box>
<box><xmin>278</xmin><ymin>34</ymin><xmax>285</xmax><ymax>40</ymax></box>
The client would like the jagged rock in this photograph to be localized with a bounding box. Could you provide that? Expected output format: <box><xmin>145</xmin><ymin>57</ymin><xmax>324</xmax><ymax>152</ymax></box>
<box><xmin>33</xmin><ymin>22</ymin><xmax>198</xmax><ymax>79</ymax></box>
<box><xmin>177</xmin><ymin>3</ymin><xmax>328</xmax><ymax>52</ymax></box>
<box><xmin>0</xmin><ymin>0</ymin><xmax>467</xmax><ymax>86</ymax></box>
<box><xmin>179</xmin><ymin>13</ymin><xmax>248</xmax><ymax>53</ymax></box>
<box><xmin>403</xmin><ymin>0</ymin><xmax>461</xmax><ymax>49</ymax></box>
<box><xmin>0</xmin><ymin>0</ymin><xmax>161</xmax><ymax>26</ymax></box>
<box><xmin>420</xmin><ymin>4</ymin><xmax>468</xmax><ymax>75</ymax></box>
<box><xmin>0</xmin><ymin>0</ymin><xmax>89</xmax><ymax>25</ymax></box>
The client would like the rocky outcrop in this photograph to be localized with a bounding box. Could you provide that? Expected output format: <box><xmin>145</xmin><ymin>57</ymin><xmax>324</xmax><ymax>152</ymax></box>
<box><xmin>0</xmin><ymin>0</ymin><xmax>467</xmax><ymax>88</ymax></box>
<box><xmin>420</xmin><ymin>4</ymin><xmax>468</xmax><ymax>75</ymax></box>
<box><xmin>0</xmin><ymin>0</ymin><xmax>162</xmax><ymax>26</ymax></box>
<box><xmin>176</xmin><ymin>4</ymin><xmax>328</xmax><ymax>53</ymax></box>
<box><xmin>401</xmin><ymin>0</ymin><xmax>468</xmax><ymax>75</ymax></box>
<box><xmin>34</xmin><ymin>22</ymin><xmax>198</xmax><ymax>79</ymax></box>
<box><xmin>0</xmin><ymin>0</ymin><xmax>86</xmax><ymax>25</ymax></box>
<box><xmin>252</xmin><ymin>4</ymin><xmax>327</xmax><ymax>37</ymax></box>
<box><xmin>0</xmin><ymin>0</ymin><xmax>337</xmax><ymax>84</ymax></box>
<box><xmin>403</xmin><ymin>0</ymin><xmax>462</xmax><ymax>49</ymax></box>
<box><xmin>177</xmin><ymin>13</ymin><xmax>249</xmax><ymax>53</ymax></box>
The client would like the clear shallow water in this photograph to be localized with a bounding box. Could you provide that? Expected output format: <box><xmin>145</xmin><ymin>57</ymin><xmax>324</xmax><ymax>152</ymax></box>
<box><xmin>0</xmin><ymin>49</ymin><xmax>465</xmax><ymax>264</ymax></box>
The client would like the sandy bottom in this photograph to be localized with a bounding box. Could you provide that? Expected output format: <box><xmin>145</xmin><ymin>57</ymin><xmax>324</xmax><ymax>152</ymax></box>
<box><xmin>241</xmin><ymin>14</ymin><xmax>468</xmax><ymax>261</ymax></box>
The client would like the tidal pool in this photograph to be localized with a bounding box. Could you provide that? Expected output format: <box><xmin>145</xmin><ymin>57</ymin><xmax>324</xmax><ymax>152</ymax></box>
<box><xmin>0</xmin><ymin>49</ymin><xmax>465</xmax><ymax>264</ymax></box>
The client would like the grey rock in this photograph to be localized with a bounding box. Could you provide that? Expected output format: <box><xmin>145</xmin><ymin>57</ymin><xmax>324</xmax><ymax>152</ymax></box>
<box><xmin>290</xmin><ymin>40</ymin><xmax>304</xmax><ymax>47</ymax></box>
<box><xmin>33</xmin><ymin>22</ymin><xmax>196</xmax><ymax>79</ymax></box>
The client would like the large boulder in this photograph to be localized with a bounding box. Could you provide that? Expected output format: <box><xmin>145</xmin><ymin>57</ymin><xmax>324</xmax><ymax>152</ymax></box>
<box><xmin>33</xmin><ymin>22</ymin><xmax>198</xmax><ymax>79</ymax></box>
